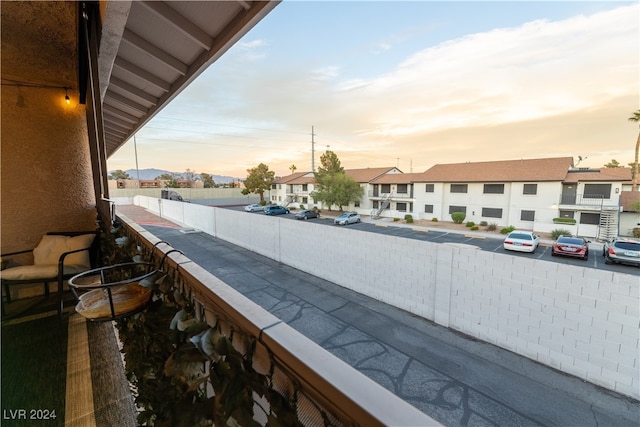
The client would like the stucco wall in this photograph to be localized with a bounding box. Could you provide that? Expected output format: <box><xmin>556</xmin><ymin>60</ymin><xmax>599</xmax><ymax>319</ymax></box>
<box><xmin>133</xmin><ymin>195</ymin><xmax>639</xmax><ymax>399</ymax></box>
<box><xmin>1</xmin><ymin>1</ymin><xmax>96</xmax><ymax>252</ymax></box>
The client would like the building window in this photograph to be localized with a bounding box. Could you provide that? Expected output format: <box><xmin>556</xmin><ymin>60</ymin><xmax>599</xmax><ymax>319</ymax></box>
<box><xmin>397</xmin><ymin>202</ymin><xmax>407</xmax><ymax>212</ymax></box>
<box><xmin>425</xmin><ymin>204</ymin><xmax>433</xmax><ymax>213</ymax></box>
<box><xmin>450</xmin><ymin>184</ymin><xmax>468</xmax><ymax>193</ymax></box>
<box><xmin>521</xmin><ymin>210</ymin><xmax>535</xmax><ymax>221</ymax></box>
<box><xmin>373</xmin><ymin>201</ymin><xmax>379</xmax><ymax>209</ymax></box>
<box><xmin>381</xmin><ymin>184</ymin><xmax>391</xmax><ymax>193</ymax></box>
<box><xmin>483</xmin><ymin>184</ymin><xmax>504</xmax><ymax>194</ymax></box>
<box><xmin>302</xmin><ymin>184</ymin><xmax>308</xmax><ymax>191</ymax></box>
<box><xmin>354</xmin><ymin>201</ymin><xmax>360</xmax><ymax>207</ymax></box>
<box><xmin>397</xmin><ymin>184</ymin><xmax>408</xmax><ymax>194</ymax></box>
<box><xmin>583</xmin><ymin>184</ymin><xmax>611</xmax><ymax>199</ymax></box>
<box><xmin>302</xmin><ymin>197</ymin><xmax>308</xmax><ymax>204</ymax></box>
<box><xmin>449</xmin><ymin>205</ymin><xmax>467</xmax><ymax>214</ymax></box>
<box><xmin>271</xmin><ymin>184</ymin><xmax>276</xmax><ymax>189</ymax></box>
<box><xmin>580</xmin><ymin>212</ymin><xmax>600</xmax><ymax>225</ymax></box>
<box><xmin>523</xmin><ymin>184</ymin><xmax>537</xmax><ymax>195</ymax></box>
<box><xmin>482</xmin><ymin>207</ymin><xmax>503</xmax><ymax>218</ymax></box>
<box><xmin>559</xmin><ymin>210</ymin><xmax>575</xmax><ymax>219</ymax></box>
<box><xmin>425</xmin><ymin>184</ymin><xmax>434</xmax><ymax>193</ymax></box>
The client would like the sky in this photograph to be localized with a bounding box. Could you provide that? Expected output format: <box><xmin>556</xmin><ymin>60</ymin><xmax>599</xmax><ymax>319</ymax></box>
<box><xmin>107</xmin><ymin>1</ymin><xmax>640</xmax><ymax>179</ymax></box>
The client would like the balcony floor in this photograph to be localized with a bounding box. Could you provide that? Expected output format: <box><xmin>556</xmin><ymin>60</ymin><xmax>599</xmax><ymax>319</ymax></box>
<box><xmin>1</xmin><ymin>295</ymin><xmax>137</xmax><ymax>427</ymax></box>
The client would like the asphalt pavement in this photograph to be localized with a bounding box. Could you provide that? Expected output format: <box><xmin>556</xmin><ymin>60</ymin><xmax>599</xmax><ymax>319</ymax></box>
<box><xmin>117</xmin><ymin>205</ymin><xmax>639</xmax><ymax>427</ymax></box>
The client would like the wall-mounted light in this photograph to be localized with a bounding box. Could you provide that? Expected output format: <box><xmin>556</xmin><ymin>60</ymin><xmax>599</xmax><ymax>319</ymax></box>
<box><xmin>64</xmin><ymin>87</ymin><xmax>70</xmax><ymax>104</ymax></box>
<box><xmin>615</xmin><ymin>188</ymin><xmax>620</xmax><ymax>194</ymax></box>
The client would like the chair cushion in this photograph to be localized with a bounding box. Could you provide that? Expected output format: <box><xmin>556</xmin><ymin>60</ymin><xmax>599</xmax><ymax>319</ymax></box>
<box><xmin>33</xmin><ymin>234</ymin><xmax>95</xmax><ymax>268</ymax></box>
<box><xmin>0</xmin><ymin>264</ymin><xmax>87</xmax><ymax>281</ymax></box>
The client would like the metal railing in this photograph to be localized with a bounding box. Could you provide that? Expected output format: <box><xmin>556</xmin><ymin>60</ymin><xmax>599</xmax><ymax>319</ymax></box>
<box><xmin>559</xmin><ymin>193</ymin><xmax>617</xmax><ymax>207</ymax></box>
<box><xmin>117</xmin><ymin>215</ymin><xmax>439</xmax><ymax>427</ymax></box>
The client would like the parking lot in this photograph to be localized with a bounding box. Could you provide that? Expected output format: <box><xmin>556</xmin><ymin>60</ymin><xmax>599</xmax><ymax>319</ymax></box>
<box><xmin>232</xmin><ymin>206</ymin><xmax>639</xmax><ymax>275</ymax></box>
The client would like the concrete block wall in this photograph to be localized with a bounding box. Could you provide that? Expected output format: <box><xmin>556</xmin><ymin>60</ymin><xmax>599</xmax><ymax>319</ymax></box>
<box><xmin>132</xmin><ymin>196</ymin><xmax>639</xmax><ymax>399</ymax></box>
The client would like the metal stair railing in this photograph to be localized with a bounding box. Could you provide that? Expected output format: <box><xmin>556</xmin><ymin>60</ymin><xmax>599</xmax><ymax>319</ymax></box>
<box><xmin>370</xmin><ymin>193</ymin><xmax>392</xmax><ymax>219</ymax></box>
<box><xmin>597</xmin><ymin>208</ymin><xmax>618</xmax><ymax>241</ymax></box>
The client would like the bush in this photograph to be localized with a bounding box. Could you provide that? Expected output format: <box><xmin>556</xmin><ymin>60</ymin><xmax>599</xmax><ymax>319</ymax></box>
<box><xmin>465</xmin><ymin>221</ymin><xmax>475</xmax><ymax>228</ymax></box>
<box><xmin>393</xmin><ymin>217</ymin><xmax>400</xmax><ymax>222</ymax></box>
<box><xmin>299</xmin><ymin>204</ymin><xmax>305</xmax><ymax>210</ymax></box>
<box><xmin>404</xmin><ymin>214</ymin><xmax>414</xmax><ymax>223</ymax></box>
<box><xmin>486</xmin><ymin>223</ymin><xmax>497</xmax><ymax>231</ymax></box>
<box><xmin>500</xmin><ymin>226</ymin><xmax>516</xmax><ymax>234</ymax></box>
<box><xmin>451</xmin><ymin>212</ymin><xmax>466</xmax><ymax>224</ymax></box>
<box><xmin>553</xmin><ymin>217</ymin><xmax>576</xmax><ymax>225</ymax></box>
<box><xmin>431</xmin><ymin>217</ymin><xmax>438</xmax><ymax>222</ymax></box>
<box><xmin>551</xmin><ymin>228</ymin><xmax>573</xmax><ymax>240</ymax></box>
<box><xmin>470</xmin><ymin>225</ymin><xmax>479</xmax><ymax>231</ymax></box>
<box><xmin>479</xmin><ymin>221</ymin><xmax>488</xmax><ymax>226</ymax></box>
<box><xmin>634</xmin><ymin>228</ymin><xmax>640</xmax><ymax>238</ymax></box>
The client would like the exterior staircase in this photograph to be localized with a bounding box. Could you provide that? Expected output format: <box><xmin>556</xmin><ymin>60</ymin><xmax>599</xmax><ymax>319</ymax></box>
<box><xmin>370</xmin><ymin>193</ymin><xmax>392</xmax><ymax>219</ymax></box>
<box><xmin>282</xmin><ymin>194</ymin><xmax>296</xmax><ymax>207</ymax></box>
<box><xmin>597</xmin><ymin>208</ymin><xmax>618</xmax><ymax>241</ymax></box>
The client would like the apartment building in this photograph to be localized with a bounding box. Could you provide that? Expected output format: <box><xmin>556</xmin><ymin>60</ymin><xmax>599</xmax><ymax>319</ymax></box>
<box><xmin>271</xmin><ymin>157</ymin><xmax>634</xmax><ymax>239</ymax></box>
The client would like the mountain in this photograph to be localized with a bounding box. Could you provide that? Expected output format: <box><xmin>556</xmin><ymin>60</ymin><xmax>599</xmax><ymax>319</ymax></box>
<box><xmin>111</xmin><ymin>168</ymin><xmax>238</xmax><ymax>184</ymax></box>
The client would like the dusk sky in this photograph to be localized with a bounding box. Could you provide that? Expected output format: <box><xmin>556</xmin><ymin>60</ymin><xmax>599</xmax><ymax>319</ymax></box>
<box><xmin>107</xmin><ymin>1</ymin><xmax>639</xmax><ymax>179</ymax></box>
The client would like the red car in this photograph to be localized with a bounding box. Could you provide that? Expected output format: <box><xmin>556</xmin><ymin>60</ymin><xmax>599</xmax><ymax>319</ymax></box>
<box><xmin>551</xmin><ymin>236</ymin><xmax>589</xmax><ymax>260</ymax></box>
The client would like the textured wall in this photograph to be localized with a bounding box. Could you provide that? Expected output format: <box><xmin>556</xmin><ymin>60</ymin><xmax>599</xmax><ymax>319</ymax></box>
<box><xmin>134</xmin><ymin>195</ymin><xmax>640</xmax><ymax>399</ymax></box>
<box><xmin>1</xmin><ymin>2</ymin><xmax>96</xmax><ymax>252</ymax></box>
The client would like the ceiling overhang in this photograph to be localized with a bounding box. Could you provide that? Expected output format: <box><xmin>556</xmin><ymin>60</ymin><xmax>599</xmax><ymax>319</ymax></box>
<box><xmin>97</xmin><ymin>0</ymin><xmax>280</xmax><ymax>158</ymax></box>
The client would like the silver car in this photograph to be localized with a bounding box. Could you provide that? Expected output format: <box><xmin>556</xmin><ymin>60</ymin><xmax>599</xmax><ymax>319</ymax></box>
<box><xmin>334</xmin><ymin>212</ymin><xmax>361</xmax><ymax>225</ymax></box>
<box><xmin>603</xmin><ymin>237</ymin><xmax>640</xmax><ymax>267</ymax></box>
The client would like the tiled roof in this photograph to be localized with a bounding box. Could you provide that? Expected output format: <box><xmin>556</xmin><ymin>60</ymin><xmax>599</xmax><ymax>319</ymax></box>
<box><xmin>564</xmin><ymin>168</ymin><xmax>632</xmax><ymax>183</ymax></box>
<box><xmin>620</xmin><ymin>190</ymin><xmax>640</xmax><ymax>211</ymax></box>
<box><xmin>416</xmin><ymin>157</ymin><xmax>574</xmax><ymax>183</ymax></box>
<box><xmin>370</xmin><ymin>173</ymin><xmax>427</xmax><ymax>184</ymax></box>
<box><xmin>273</xmin><ymin>172</ymin><xmax>309</xmax><ymax>184</ymax></box>
<box><xmin>273</xmin><ymin>167</ymin><xmax>398</xmax><ymax>185</ymax></box>
<box><xmin>345</xmin><ymin>167</ymin><xmax>399</xmax><ymax>183</ymax></box>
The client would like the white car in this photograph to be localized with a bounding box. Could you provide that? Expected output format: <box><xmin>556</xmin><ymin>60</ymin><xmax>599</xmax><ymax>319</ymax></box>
<box><xmin>244</xmin><ymin>204</ymin><xmax>264</xmax><ymax>212</ymax></box>
<box><xmin>334</xmin><ymin>212</ymin><xmax>361</xmax><ymax>225</ymax></box>
<box><xmin>503</xmin><ymin>231</ymin><xmax>540</xmax><ymax>253</ymax></box>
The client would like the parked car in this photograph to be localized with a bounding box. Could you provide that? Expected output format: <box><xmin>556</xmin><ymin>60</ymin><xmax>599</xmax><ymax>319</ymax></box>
<box><xmin>334</xmin><ymin>212</ymin><xmax>361</xmax><ymax>225</ymax></box>
<box><xmin>551</xmin><ymin>236</ymin><xmax>589</xmax><ymax>260</ymax></box>
<box><xmin>244</xmin><ymin>204</ymin><xmax>264</xmax><ymax>212</ymax></box>
<box><xmin>503</xmin><ymin>231</ymin><xmax>540</xmax><ymax>253</ymax></box>
<box><xmin>295</xmin><ymin>210</ymin><xmax>319</xmax><ymax>220</ymax></box>
<box><xmin>264</xmin><ymin>205</ymin><xmax>290</xmax><ymax>215</ymax></box>
<box><xmin>603</xmin><ymin>237</ymin><xmax>640</xmax><ymax>266</ymax></box>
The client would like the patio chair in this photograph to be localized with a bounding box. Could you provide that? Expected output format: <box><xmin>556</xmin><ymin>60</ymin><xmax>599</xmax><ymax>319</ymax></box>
<box><xmin>1</xmin><ymin>231</ymin><xmax>99</xmax><ymax>318</ymax></box>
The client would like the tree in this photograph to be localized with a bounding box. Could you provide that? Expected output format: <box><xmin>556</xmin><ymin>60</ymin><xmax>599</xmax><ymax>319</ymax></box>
<box><xmin>603</xmin><ymin>159</ymin><xmax>622</xmax><ymax>168</ymax></box>
<box><xmin>289</xmin><ymin>164</ymin><xmax>297</xmax><ymax>174</ymax></box>
<box><xmin>200</xmin><ymin>172</ymin><xmax>215</xmax><ymax>188</ymax></box>
<box><xmin>184</xmin><ymin>168</ymin><xmax>196</xmax><ymax>182</ymax></box>
<box><xmin>164</xmin><ymin>177</ymin><xmax>179</xmax><ymax>188</ymax></box>
<box><xmin>109</xmin><ymin>169</ymin><xmax>131</xmax><ymax>180</ymax></box>
<box><xmin>156</xmin><ymin>173</ymin><xmax>175</xmax><ymax>180</ymax></box>
<box><xmin>311</xmin><ymin>150</ymin><xmax>361</xmax><ymax>211</ymax></box>
<box><xmin>629</xmin><ymin>110</ymin><xmax>640</xmax><ymax>191</ymax></box>
<box><xmin>241</xmin><ymin>163</ymin><xmax>275</xmax><ymax>202</ymax></box>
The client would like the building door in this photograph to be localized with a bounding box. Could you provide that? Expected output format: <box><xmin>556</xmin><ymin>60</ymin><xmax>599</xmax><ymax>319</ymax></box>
<box><xmin>561</xmin><ymin>184</ymin><xmax>577</xmax><ymax>204</ymax></box>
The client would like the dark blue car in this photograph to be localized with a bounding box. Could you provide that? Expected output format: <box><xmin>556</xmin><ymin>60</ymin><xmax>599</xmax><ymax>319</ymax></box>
<box><xmin>264</xmin><ymin>205</ymin><xmax>290</xmax><ymax>215</ymax></box>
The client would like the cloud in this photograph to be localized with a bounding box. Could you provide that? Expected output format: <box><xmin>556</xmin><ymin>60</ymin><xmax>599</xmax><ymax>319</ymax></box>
<box><xmin>108</xmin><ymin>4</ymin><xmax>639</xmax><ymax>178</ymax></box>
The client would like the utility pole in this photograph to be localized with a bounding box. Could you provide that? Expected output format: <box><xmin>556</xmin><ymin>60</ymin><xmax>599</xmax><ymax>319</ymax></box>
<box><xmin>311</xmin><ymin>126</ymin><xmax>316</xmax><ymax>172</ymax></box>
<box><xmin>134</xmin><ymin>134</ymin><xmax>140</xmax><ymax>188</ymax></box>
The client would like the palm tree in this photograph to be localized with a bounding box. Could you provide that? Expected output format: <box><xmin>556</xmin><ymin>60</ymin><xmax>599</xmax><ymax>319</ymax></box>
<box><xmin>289</xmin><ymin>164</ymin><xmax>297</xmax><ymax>175</ymax></box>
<box><xmin>629</xmin><ymin>110</ymin><xmax>640</xmax><ymax>191</ymax></box>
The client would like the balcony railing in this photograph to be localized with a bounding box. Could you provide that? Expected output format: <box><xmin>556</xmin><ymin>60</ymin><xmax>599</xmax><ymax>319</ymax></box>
<box><xmin>559</xmin><ymin>193</ymin><xmax>618</xmax><ymax>208</ymax></box>
<box><xmin>368</xmin><ymin>191</ymin><xmax>413</xmax><ymax>199</ymax></box>
<box><xmin>117</xmin><ymin>215</ymin><xmax>438</xmax><ymax>426</ymax></box>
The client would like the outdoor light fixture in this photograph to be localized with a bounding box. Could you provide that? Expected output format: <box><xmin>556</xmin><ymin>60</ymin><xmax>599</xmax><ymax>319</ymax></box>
<box><xmin>64</xmin><ymin>87</ymin><xmax>70</xmax><ymax>104</ymax></box>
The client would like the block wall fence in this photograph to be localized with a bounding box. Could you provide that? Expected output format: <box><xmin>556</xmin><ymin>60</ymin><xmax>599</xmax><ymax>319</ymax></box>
<box><xmin>132</xmin><ymin>196</ymin><xmax>639</xmax><ymax>399</ymax></box>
